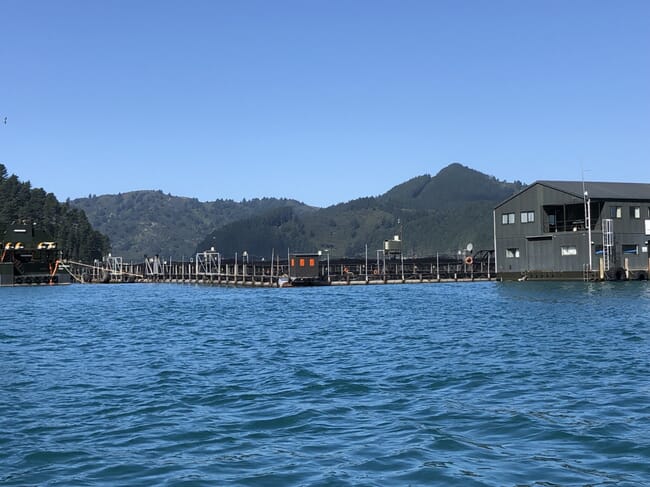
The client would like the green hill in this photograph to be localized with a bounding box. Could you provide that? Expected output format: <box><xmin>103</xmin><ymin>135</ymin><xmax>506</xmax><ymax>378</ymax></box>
<box><xmin>73</xmin><ymin>163</ymin><xmax>524</xmax><ymax>261</ymax></box>
<box><xmin>196</xmin><ymin>164</ymin><xmax>525</xmax><ymax>259</ymax></box>
<box><xmin>72</xmin><ymin>191</ymin><xmax>315</xmax><ymax>260</ymax></box>
<box><xmin>381</xmin><ymin>163</ymin><xmax>522</xmax><ymax>209</ymax></box>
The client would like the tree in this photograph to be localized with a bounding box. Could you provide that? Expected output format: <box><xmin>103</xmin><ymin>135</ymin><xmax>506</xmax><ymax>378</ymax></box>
<box><xmin>0</xmin><ymin>165</ymin><xmax>110</xmax><ymax>261</ymax></box>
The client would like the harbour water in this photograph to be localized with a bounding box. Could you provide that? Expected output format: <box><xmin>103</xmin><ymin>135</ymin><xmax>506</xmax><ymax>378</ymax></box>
<box><xmin>1</xmin><ymin>282</ymin><xmax>649</xmax><ymax>486</ymax></box>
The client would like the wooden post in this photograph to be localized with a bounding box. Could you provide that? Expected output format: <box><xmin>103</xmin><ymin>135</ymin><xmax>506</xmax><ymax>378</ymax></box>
<box><xmin>599</xmin><ymin>257</ymin><xmax>604</xmax><ymax>280</ymax></box>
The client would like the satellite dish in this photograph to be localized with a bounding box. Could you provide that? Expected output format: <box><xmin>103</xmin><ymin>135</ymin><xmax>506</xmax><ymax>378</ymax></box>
<box><xmin>466</xmin><ymin>243</ymin><xmax>473</xmax><ymax>252</ymax></box>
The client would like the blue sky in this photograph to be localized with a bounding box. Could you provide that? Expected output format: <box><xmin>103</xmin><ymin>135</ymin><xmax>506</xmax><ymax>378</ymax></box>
<box><xmin>1</xmin><ymin>1</ymin><xmax>649</xmax><ymax>207</ymax></box>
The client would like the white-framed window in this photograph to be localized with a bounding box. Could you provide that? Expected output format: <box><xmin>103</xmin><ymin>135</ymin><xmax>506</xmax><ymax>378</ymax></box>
<box><xmin>630</xmin><ymin>207</ymin><xmax>641</xmax><ymax>219</ymax></box>
<box><xmin>610</xmin><ymin>206</ymin><xmax>622</xmax><ymax>219</ymax></box>
<box><xmin>520</xmin><ymin>211</ymin><xmax>535</xmax><ymax>223</ymax></box>
<box><xmin>501</xmin><ymin>212</ymin><xmax>516</xmax><ymax>225</ymax></box>
<box><xmin>561</xmin><ymin>245</ymin><xmax>577</xmax><ymax>256</ymax></box>
<box><xmin>505</xmin><ymin>248</ymin><xmax>520</xmax><ymax>258</ymax></box>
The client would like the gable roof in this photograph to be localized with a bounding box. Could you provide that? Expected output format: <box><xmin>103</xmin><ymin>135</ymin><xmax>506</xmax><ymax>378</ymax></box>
<box><xmin>496</xmin><ymin>180</ymin><xmax>650</xmax><ymax>209</ymax></box>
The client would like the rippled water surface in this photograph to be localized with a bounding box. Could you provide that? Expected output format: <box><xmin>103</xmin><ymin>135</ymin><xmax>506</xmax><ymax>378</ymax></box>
<box><xmin>1</xmin><ymin>281</ymin><xmax>649</xmax><ymax>486</ymax></box>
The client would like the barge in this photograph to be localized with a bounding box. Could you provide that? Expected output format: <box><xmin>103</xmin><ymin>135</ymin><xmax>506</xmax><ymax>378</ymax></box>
<box><xmin>0</xmin><ymin>221</ymin><xmax>71</xmax><ymax>286</ymax></box>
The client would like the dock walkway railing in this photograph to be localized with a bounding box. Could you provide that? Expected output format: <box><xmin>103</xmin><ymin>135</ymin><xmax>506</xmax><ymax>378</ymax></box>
<box><xmin>62</xmin><ymin>255</ymin><xmax>495</xmax><ymax>286</ymax></box>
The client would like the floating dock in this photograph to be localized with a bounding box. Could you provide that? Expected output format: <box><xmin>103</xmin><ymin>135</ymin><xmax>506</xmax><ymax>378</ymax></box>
<box><xmin>60</xmin><ymin>251</ymin><xmax>495</xmax><ymax>287</ymax></box>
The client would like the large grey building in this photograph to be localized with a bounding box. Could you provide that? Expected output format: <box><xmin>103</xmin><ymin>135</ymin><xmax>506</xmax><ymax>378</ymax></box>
<box><xmin>494</xmin><ymin>181</ymin><xmax>650</xmax><ymax>280</ymax></box>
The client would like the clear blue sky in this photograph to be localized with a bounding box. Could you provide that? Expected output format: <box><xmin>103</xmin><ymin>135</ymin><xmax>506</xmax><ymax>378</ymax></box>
<box><xmin>1</xmin><ymin>1</ymin><xmax>649</xmax><ymax>207</ymax></box>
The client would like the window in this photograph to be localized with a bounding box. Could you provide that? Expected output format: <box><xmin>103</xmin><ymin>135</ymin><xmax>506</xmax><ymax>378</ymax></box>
<box><xmin>623</xmin><ymin>244</ymin><xmax>638</xmax><ymax>255</ymax></box>
<box><xmin>501</xmin><ymin>212</ymin><xmax>515</xmax><ymax>225</ymax></box>
<box><xmin>291</xmin><ymin>258</ymin><xmax>295</xmax><ymax>266</ymax></box>
<box><xmin>299</xmin><ymin>258</ymin><xmax>305</xmax><ymax>267</ymax></box>
<box><xmin>520</xmin><ymin>211</ymin><xmax>535</xmax><ymax>223</ymax></box>
<box><xmin>630</xmin><ymin>207</ymin><xmax>641</xmax><ymax>219</ymax></box>
<box><xmin>309</xmin><ymin>258</ymin><xmax>315</xmax><ymax>267</ymax></box>
<box><xmin>505</xmin><ymin>248</ymin><xmax>520</xmax><ymax>258</ymax></box>
<box><xmin>561</xmin><ymin>245</ymin><xmax>577</xmax><ymax>256</ymax></box>
<box><xmin>610</xmin><ymin>206</ymin><xmax>622</xmax><ymax>219</ymax></box>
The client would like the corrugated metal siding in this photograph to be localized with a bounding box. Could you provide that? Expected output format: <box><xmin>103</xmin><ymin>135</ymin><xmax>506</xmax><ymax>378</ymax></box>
<box><xmin>494</xmin><ymin>182</ymin><xmax>650</xmax><ymax>277</ymax></box>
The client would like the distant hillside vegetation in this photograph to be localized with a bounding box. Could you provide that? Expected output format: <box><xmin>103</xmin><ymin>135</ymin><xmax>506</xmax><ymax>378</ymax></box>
<box><xmin>381</xmin><ymin>163</ymin><xmax>522</xmax><ymax>209</ymax></box>
<box><xmin>197</xmin><ymin>163</ymin><xmax>525</xmax><ymax>259</ymax></box>
<box><xmin>74</xmin><ymin>163</ymin><xmax>524</xmax><ymax>261</ymax></box>
<box><xmin>72</xmin><ymin>191</ymin><xmax>315</xmax><ymax>260</ymax></box>
<box><xmin>0</xmin><ymin>164</ymin><xmax>110</xmax><ymax>261</ymax></box>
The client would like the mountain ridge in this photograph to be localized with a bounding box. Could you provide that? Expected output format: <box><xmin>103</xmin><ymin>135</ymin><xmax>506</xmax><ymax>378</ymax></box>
<box><xmin>72</xmin><ymin>163</ymin><xmax>525</xmax><ymax>260</ymax></box>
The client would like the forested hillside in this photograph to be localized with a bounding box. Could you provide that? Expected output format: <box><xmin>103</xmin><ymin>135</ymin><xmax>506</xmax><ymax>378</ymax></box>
<box><xmin>72</xmin><ymin>191</ymin><xmax>314</xmax><ymax>260</ymax></box>
<box><xmin>0</xmin><ymin>164</ymin><xmax>110</xmax><ymax>261</ymax></box>
<box><xmin>73</xmin><ymin>163</ymin><xmax>524</xmax><ymax>261</ymax></box>
<box><xmin>197</xmin><ymin>164</ymin><xmax>525</xmax><ymax>259</ymax></box>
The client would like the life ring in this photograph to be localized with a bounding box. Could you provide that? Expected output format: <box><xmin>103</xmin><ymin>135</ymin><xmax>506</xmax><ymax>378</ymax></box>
<box><xmin>464</xmin><ymin>256</ymin><xmax>473</xmax><ymax>265</ymax></box>
<box><xmin>373</xmin><ymin>269</ymin><xmax>379</xmax><ymax>275</ymax></box>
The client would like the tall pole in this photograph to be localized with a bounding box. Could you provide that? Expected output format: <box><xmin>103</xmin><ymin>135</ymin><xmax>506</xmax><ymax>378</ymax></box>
<box><xmin>492</xmin><ymin>210</ymin><xmax>498</xmax><ymax>276</ymax></box>
<box><xmin>582</xmin><ymin>173</ymin><xmax>592</xmax><ymax>273</ymax></box>
<box><xmin>327</xmin><ymin>250</ymin><xmax>330</xmax><ymax>282</ymax></box>
<box><xmin>365</xmin><ymin>244</ymin><xmax>368</xmax><ymax>281</ymax></box>
<box><xmin>585</xmin><ymin>191</ymin><xmax>593</xmax><ymax>272</ymax></box>
<box><xmin>270</xmin><ymin>249</ymin><xmax>274</xmax><ymax>281</ymax></box>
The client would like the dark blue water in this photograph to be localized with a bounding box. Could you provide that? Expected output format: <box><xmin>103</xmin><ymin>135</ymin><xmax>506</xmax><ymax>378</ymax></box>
<box><xmin>1</xmin><ymin>282</ymin><xmax>649</xmax><ymax>486</ymax></box>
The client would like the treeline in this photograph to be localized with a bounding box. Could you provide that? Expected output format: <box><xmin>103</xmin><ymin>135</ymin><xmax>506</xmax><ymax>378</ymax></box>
<box><xmin>72</xmin><ymin>190</ymin><xmax>313</xmax><ymax>260</ymax></box>
<box><xmin>0</xmin><ymin>164</ymin><xmax>110</xmax><ymax>262</ymax></box>
<box><xmin>71</xmin><ymin>162</ymin><xmax>525</xmax><ymax>260</ymax></box>
<box><xmin>196</xmin><ymin>164</ymin><xmax>526</xmax><ymax>259</ymax></box>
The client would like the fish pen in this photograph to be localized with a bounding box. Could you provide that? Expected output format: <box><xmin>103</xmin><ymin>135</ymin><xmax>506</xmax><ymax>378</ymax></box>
<box><xmin>62</xmin><ymin>249</ymin><xmax>495</xmax><ymax>286</ymax></box>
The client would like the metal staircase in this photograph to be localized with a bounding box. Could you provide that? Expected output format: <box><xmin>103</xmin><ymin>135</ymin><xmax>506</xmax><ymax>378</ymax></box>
<box><xmin>602</xmin><ymin>218</ymin><xmax>614</xmax><ymax>272</ymax></box>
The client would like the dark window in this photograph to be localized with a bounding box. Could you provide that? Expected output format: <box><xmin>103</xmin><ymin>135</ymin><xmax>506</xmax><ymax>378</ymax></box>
<box><xmin>623</xmin><ymin>244</ymin><xmax>638</xmax><ymax>255</ymax></box>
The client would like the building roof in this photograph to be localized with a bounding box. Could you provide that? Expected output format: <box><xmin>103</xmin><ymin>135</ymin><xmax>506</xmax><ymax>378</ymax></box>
<box><xmin>537</xmin><ymin>180</ymin><xmax>650</xmax><ymax>200</ymax></box>
<box><xmin>496</xmin><ymin>180</ymin><xmax>650</xmax><ymax>208</ymax></box>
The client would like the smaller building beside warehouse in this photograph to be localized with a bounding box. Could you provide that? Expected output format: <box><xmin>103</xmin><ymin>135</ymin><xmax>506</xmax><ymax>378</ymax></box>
<box><xmin>288</xmin><ymin>252</ymin><xmax>328</xmax><ymax>286</ymax></box>
<box><xmin>494</xmin><ymin>181</ymin><xmax>650</xmax><ymax>280</ymax></box>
